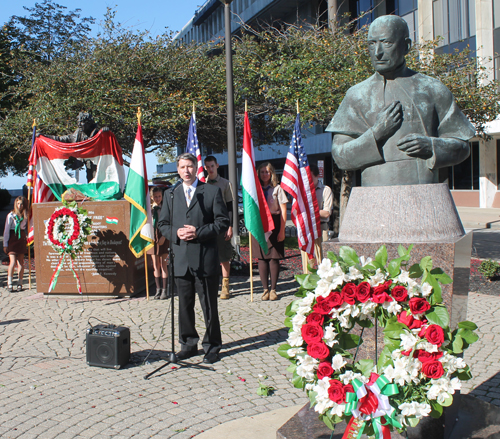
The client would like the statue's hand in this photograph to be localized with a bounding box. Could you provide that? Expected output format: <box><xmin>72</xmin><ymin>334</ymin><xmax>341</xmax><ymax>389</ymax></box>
<box><xmin>397</xmin><ymin>134</ymin><xmax>433</xmax><ymax>159</ymax></box>
<box><xmin>102</xmin><ymin>126</ymin><xmax>110</xmax><ymax>132</ymax></box>
<box><xmin>372</xmin><ymin>101</ymin><xmax>403</xmax><ymax>142</ymax></box>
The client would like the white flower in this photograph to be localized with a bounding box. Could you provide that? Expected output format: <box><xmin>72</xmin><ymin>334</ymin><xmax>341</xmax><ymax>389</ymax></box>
<box><xmin>369</xmin><ymin>269</ymin><xmax>386</xmax><ymax>287</ymax></box>
<box><xmin>317</xmin><ymin>259</ymin><xmax>335</xmax><ymax>280</ymax></box>
<box><xmin>359</xmin><ymin>301</ymin><xmax>377</xmax><ymax>319</ymax></box>
<box><xmin>400</xmin><ymin>332</ymin><xmax>419</xmax><ymax>351</ymax></box>
<box><xmin>440</xmin><ymin>354</ymin><xmax>467</xmax><ymax>374</ymax></box>
<box><xmin>287</xmin><ymin>347</ymin><xmax>304</xmax><ymax>357</ymax></box>
<box><xmin>323</xmin><ymin>323</ymin><xmax>338</xmax><ymax>347</ymax></box>
<box><xmin>331</xmin><ymin>263</ymin><xmax>348</xmax><ymax>289</ymax></box>
<box><xmin>287</xmin><ymin>330</ymin><xmax>304</xmax><ymax>347</ymax></box>
<box><xmin>396</xmin><ymin>270</ymin><xmax>411</xmax><ymax>284</ymax></box>
<box><xmin>339</xmin><ymin>370</ymin><xmax>368</xmax><ymax>385</ymax></box>
<box><xmin>331</xmin><ymin>354</ymin><xmax>347</xmax><ymax>371</ymax></box>
<box><xmin>427</xmin><ymin>377</ymin><xmax>461</xmax><ymax>404</ymax></box>
<box><xmin>315</xmin><ymin>279</ymin><xmax>333</xmax><ymax>298</ymax></box>
<box><xmin>347</xmin><ymin>266</ymin><xmax>364</xmax><ymax>281</ymax></box>
<box><xmin>330</xmin><ymin>403</ymin><xmax>346</xmax><ymax>417</ymax></box>
<box><xmin>313</xmin><ymin>377</ymin><xmax>334</xmax><ymax>414</ymax></box>
<box><xmin>338</xmin><ymin>314</ymin><xmax>352</xmax><ymax>329</ymax></box>
<box><xmin>383</xmin><ymin>300</ymin><xmax>402</xmax><ymax>315</ymax></box>
<box><xmin>291</xmin><ymin>313</ymin><xmax>307</xmax><ymax>332</ymax></box>
<box><xmin>417</xmin><ymin>341</ymin><xmax>439</xmax><ymax>353</ymax></box>
<box><xmin>399</xmin><ymin>401</ymin><xmax>431</xmax><ymax>419</ymax></box>
<box><xmin>296</xmin><ymin>355</ymin><xmax>319</xmax><ymax>380</ymax></box>
<box><xmin>420</xmin><ymin>283</ymin><xmax>433</xmax><ymax>297</ymax></box>
<box><xmin>359</xmin><ymin>256</ymin><xmax>372</xmax><ymax>267</ymax></box>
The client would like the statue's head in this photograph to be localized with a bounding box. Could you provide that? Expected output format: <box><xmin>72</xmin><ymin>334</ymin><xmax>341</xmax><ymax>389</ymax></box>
<box><xmin>367</xmin><ymin>15</ymin><xmax>411</xmax><ymax>75</ymax></box>
<box><xmin>77</xmin><ymin>112</ymin><xmax>97</xmax><ymax>134</ymax></box>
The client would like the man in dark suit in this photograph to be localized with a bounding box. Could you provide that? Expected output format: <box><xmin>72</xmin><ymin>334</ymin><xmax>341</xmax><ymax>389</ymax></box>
<box><xmin>158</xmin><ymin>153</ymin><xmax>229</xmax><ymax>364</ymax></box>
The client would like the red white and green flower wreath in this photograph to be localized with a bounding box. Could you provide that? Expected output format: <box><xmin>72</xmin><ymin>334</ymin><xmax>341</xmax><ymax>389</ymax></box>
<box><xmin>44</xmin><ymin>202</ymin><xmax>92</xmax><ymax>293</ymax></box>
<box><xmin>279</xmin><ymin>245</ymin><xmax>478</xmax><ymax>439</ymax></box>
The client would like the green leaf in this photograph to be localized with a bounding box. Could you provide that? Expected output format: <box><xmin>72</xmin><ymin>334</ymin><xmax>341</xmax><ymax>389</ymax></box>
<box><xmin>339</xmin><ymin>246</ymin><xmax>359</xmax><ymax>266</ymax></box>
<box><xmin>419</xmin><ymin>256</ymin><xmax>433</xmax><ymax>272</ymax></box>
<box><xmin>319</xmin><ymin>414</ymin><xmax>335</xmax><ymax>431</ymax></box>
<box><xmin>452</xmin><ymin>334</ymin><xmax>464</xmax><ymax>353</ymax></box>
<box><xmin>308</xmin><ymin>390</ymin><xmax>318</xmax><ymax>407</ymax></box>
<box><xmin>458</xmin><ymin>321</ymin><xmax>478</xmax><ymax>331</ymax></box>
<box><xmin>377</xmin><ymin>346</ymin><xmax>393</xmax><ymax>370</ymax></box>
<box><xmin>302</xmin><ymin>274</ymin><xmax>320</xmax><ymax>290</ymax></box>
<box><xmin>291</xmin><ymin>373</ymin><xmax>304</xmax><ymax>389</ymax></box>
<box><xmin>429</xmin><ymin>400</ymin><xmax>443</xmax><ymax>418</ymax></box>
<box><xmin>284</xmin><ymin>316</ymin><xmax>293</xmax><ymax>328</ymax></box>
<box><xmin>295</xmin><ymin>274</ymin><xmax>307</xmax><ymax>286</ymax></box>
<box><xmin>285</xmin><ymin>300</ymin><xmax>301</xmax><ymax>317</ymax></box>
<box><xmin>454</xmin><ymin>367</ymin><xmax>473</xmax><ymax>381</ymax></box>
<box><xmin>374</xmin><ymin>245</ymin><xmax>388</xmax><ymax>266</ymax></box>
<box><xmin>407</xmin><ymin>417</ymin><xmax>420</xmax><ymax>427</ymax></box>
<box><xmin>357</xmin><ymin>318</ymin><xmax>374</xmax><ymax>328</ymax></box>
<box><xmin>457</xmin><ymin>328</ymin><xmax>479</xmax><ymax>344</ymax></box>
<box><xmin>278</xmin><ymin>344</ymin><xmax>292</xmax><ymax>358</ymax></box>
<box><xmin>425</xmin><ymin>306</ymin><xmax>450</xmax><ymax>328</ymax></box>
<box><xmin>383</xmin><ymin>337</ymin><xmax>401</xmax><ymax>351</ymax></box>
<box><xmin>286</xmin><ymin>364</ymin><xmax>297</xmax><ymax>373</ymax></box>
<box><xmin>355</xmin><ymin>359</ymin><xmax>374</xmax><ymax>377</ymax></box>
<box><xmin>338</xmin><ymin>333</ymin><xmax>361</xmax><ymax>350</ymax></box>
<box><xmin>441</xmin><ymin>394</ymin><xmax>454</xmax><ymax>407</ymax></box>
<box><xmin>326</xmin><ymin>251</ymin><xmax>338</xmax><ymax>263</ymax></box>
<box><xmin>397</xmin><ymin>244</ymin><xmax>407</xmax><ymax>257</ymax></box>
<box><xmin>383</xmin><ymin>322</ymin><xmax>406</xmax><ymax>339</ymax></box>
<box><xmin>387</xmin><ymin>259</ymin><xmax>401</xmax><ymax>278</ymax></box>
<box><xmin>430</xmin><ymin>268</ymin><xmax>453</xmax><ymax>285</ymax></box>
<box><xmin>424</xmin><ymin>275</ymin><xmax>441</xmax><ymax>304</ymax></box>
<box><xmin>409</xmin><ymin>263</ymin><xmax>423</xmax><ymax>278</ymax></box>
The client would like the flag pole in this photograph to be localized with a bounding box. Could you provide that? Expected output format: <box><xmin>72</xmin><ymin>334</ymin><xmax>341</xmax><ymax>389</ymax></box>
<box><xmin>137</xmin><ymin>107</ymin><xmax>150</xmax><ymax>301</ymax></box>
<box><xmin>296</xmin><ymin>99</ymin><xmax>299</xmax><ymax>115</ymax></box>
<box><xmin>27</xmin><ymin>118</ymin><xmax>36</xmax><ymax>291</ymax></box>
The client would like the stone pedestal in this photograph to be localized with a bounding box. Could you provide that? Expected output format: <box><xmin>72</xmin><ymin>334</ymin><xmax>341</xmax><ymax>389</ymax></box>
<box><xmin>324</xmin><ymin>183</ymin><xmax>472</xmax><ymax>328</ymax></box>
<box><xmin>33</xmin><ymin>200</ymin><xmax>152</xmax><ymax>296</ymax></box>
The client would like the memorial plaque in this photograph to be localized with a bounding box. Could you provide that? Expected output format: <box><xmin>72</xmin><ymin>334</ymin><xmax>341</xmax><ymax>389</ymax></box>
<box><xmin>33</xmin><ymin>200</ymin><xmax>152</xmax><ymax>296</ymax></box>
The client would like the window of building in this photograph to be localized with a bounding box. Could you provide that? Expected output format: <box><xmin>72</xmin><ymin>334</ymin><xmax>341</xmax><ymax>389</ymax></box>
<box><xmin>495</xmin><ymin>0</ymin><xmax>500</xmax><ymax>29</ymax></box>
<box><xmin>448</xmin><ymin>141</ymin><xmax>479</xmax><ymax>190</ymax></box>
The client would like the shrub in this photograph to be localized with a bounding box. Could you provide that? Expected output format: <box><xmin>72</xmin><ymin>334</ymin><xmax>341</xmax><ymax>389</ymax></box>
<box><xmin>478</xmin><ymin>259</ymin><xmax>500</xmax><ymax>279</ymax></box>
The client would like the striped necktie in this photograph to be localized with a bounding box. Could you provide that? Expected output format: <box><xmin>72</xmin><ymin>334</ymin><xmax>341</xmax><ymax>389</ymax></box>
<box><xmin>186</xmin><ymin>187</ymin><xmax>192</xmax><ymax>206</ymax></box>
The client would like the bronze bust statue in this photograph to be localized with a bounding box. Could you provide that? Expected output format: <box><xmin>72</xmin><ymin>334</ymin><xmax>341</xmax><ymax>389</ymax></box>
<box><xmin>326</xmin><ymin>15</ymin><xmax>475</xmax><ymax>187</ymax></box>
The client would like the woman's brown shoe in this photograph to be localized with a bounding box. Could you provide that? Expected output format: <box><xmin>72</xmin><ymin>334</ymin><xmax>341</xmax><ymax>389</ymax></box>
<box><xmin>262</xmin><ymin>289</ymin><xmax>270</xmax><ymax>301</ymax></box>
<box><xmin>269</xmin><ymin>290</ymin><xmax>278</xmax><ymax>301</ymax></box>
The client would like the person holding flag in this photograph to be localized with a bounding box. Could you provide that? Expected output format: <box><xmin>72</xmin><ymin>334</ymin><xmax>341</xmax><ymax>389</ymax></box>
<box><xmin>252</xmin><ymin>162</ymin><xmax>288</xmax><ymax>301</ymax></box>
<box><xmin>281</xmin><ymin>112</ymin><xmax>321</xmax><ymax>273</ymax></box>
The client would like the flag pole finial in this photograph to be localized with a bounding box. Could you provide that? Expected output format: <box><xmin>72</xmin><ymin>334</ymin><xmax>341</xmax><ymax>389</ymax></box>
<box><xmin>245</xmin><ymin>100</ymin><xmax>248</xmax><ymax>113</ymax></box>
<box><xmin>193</xmin><ymin>102</ymin><xmax>195</xmax><ymax>113</ymax></box>
<box><xmin>296</xmin><ymin>100</ymin><xmax>299</xmax><ymax>114</ymax></box>
<box><xmin>137</xmin><ymin>107</ymin><xmax>142</xmax><ymax>126</ymax></box>
<box><xmin>32</xmin><ymin>119</ymin><xmax>36</xmax><ymax>128</ymax></box>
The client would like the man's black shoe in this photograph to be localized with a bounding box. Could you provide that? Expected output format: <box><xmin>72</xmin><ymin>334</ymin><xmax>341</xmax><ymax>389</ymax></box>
<box><xmin>203</xmin><ymin>353</ymin><xmax>220</xmax><ymax>364</ymax></box>
<box><xmin>176</xmin><ymin>349</ymin><xmax>197</xmax><ymax>361</ymax></box>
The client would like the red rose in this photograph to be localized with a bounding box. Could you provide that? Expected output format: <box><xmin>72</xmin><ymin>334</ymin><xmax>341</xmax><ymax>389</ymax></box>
<box><xmin>373</xmin><ymin>280</ymin><xmax>392</xmax><ymax>295</ymax></box>
<box><xmin>371</xmin><ymin>290</ymin><xmax>392</xmax><ymax>304</ymax></box>
<box><xmin>412</xmin><ymin>317</ymin><xmax>426</xmax><ymax>329</ymax></box>
<box><xmin>425</xmin><ymin>325</ymin><xmax>445</xmax><ymax>346</ymax></box>
<box><xmin>391</xmin><ymin>285</ymin><xmax>408</xmax><ymax>302</ymax></box>
<box><xmin>356</xmin><ymin>282</ymin><xmax>371</xmax><ymax>302</ymax></box>
<box><xmin>317</xmin><ymin>361</ymin><xmax>334</xmax><ymax>380</ymax></box>
<box><xmin>401</xmin><ymin>349</ymin><xmax>412</xmax><ymax>356</ymax></box>
<box><xmin>326</xmin><ymin>291</ymin><xmax>344</xmax><ymax>309</ymax></box>
<box><xmin>409</xmin><ymin>297</ymin><xmax>431</xmax><ymax>315</ymax></box>
<box><xmin>343</xmin><ymin>384</ymin><xmax>355</xmax><ymax>402</ymax></box>
<box><xmin>421</xmin><ymin>360</ymin><xmax>445</xmax><ymax>379</ymax></box>
<box><xmin>313</xmin><ymin>297</ymin><xmax>332</xmax><ymax>315</ymax></box>
<box><xmin>328</xmin><ymin>379</ymin><xmax>346</xmax><ymax>404</ymax></box>
<box><xmin>415</xmin><ymin>350</ymin><xmax>444</xmax><ymax>363</ymax></box>
<box><xmin>342</xmin><ymin>283</ymin><xmax>357</xmax><ymax>305</ymax></box>
<box><xmin>301</xmin><ymin>323</ymin><xmax>323</xmax><ymax>344</ymax></box>
<box><xmin>307</xmin><ymin>342</ymin><xmax>330</xmax><ymax>360</ymax></box>
<box><xmin>397</xmin><ymin>311</ymin><xmax>415</xmax><ymax>328</ymax></box>
<box><xmin>306</xmin><ymin>313</ymin><xmax>325</xmax><ymax>326</ymax></box>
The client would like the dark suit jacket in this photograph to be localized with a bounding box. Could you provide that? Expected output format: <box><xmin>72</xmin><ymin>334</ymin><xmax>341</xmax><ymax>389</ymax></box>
<box><xmin>158</xmin><ymin>181</ymin><xmax>230</xmax><ymax>277</ymax></box>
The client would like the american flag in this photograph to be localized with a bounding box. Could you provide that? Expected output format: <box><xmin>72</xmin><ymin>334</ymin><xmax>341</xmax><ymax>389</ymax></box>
<box><xmin>281</xmin><ymin>114</ymin><xmax>320</xmax><ymax>258</ymax></box>
<box><xmin>185</xmin><ymin>111</ymin><xmax>205</xmax><ymax>182</ymax></box>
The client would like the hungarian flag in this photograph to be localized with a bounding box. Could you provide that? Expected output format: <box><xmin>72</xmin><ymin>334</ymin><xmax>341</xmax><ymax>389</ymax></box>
<box><xmin>124</xmin><ymin>124</ymin><xmax>154</xmax><ymax>257</ymax></box>
<box><xmin>281</xmin><ymin>113</ymin><xmax>320</xmax><ymax>258</ymax></box>
<box><xmin>240</xmin><ymin>111</ymin><xmax>274</xmax><ymax>253</ymax></box>
<box><xmin>28</xmin><ymin>130</ymin><xmax>125</xmax><ymax>201</ymax></box>
<box><xmin>185</xmin><ymin>111</ymin><xmax>205</xmax><ymax>182</ymax></box>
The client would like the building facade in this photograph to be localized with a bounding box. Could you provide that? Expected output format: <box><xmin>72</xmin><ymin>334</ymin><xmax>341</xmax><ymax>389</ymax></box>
<box><xmin>157</xmin><ymin>0</ymin><xmax>500</xmax><ymax>208</ymax></box>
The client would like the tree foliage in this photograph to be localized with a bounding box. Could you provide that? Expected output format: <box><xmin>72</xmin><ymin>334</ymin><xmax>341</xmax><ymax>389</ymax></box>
<box><xmin>0</xmin><ymin>12</ymin><xmax>499</xmax><ymax>175</ymax></box>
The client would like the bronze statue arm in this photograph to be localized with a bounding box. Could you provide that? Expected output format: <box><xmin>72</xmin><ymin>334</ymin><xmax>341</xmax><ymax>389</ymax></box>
<box><xmin>332</xmin><ymin>131</ymin><xmax>385</xmax><ymax>171</ymax></box>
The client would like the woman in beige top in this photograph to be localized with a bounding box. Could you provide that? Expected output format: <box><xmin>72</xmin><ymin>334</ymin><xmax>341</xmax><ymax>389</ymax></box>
<box><xmin>251</xmin><ymin>162</ymin><xmax>287</xmax><ymax>301</ymax></box>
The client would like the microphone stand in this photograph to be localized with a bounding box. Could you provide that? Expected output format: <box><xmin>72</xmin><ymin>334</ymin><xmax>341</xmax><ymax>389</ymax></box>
<box><xmin>144</xmin><ymin>182</ymin><xmax>212</xmax><ymax>379</ymax></box>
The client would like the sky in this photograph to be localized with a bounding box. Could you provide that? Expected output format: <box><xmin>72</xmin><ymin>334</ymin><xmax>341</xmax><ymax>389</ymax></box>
<box><xmin>1</xmin><ymin>0</ymin><xmax>207</xmax><ymax>189</ymax></box>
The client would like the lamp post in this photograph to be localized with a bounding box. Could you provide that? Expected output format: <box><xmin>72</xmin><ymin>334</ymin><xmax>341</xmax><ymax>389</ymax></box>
<box><xmin>220</xmin><ymin>0</ymin><xmax>239</xmax><ymax>248</ymax></box>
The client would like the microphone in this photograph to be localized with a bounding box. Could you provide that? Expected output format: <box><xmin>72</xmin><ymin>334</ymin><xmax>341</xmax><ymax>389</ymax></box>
<box><xmin>170</xmin><ymin>179</ymin><xmax>183</xmax><ymax>192</ymax></box>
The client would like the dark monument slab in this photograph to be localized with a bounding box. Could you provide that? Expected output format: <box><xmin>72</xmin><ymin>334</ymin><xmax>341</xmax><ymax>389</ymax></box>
<box><xmin>33</xmin><ymin>200</ymin><xmax>151</xmax><ymax>296</ymax></box>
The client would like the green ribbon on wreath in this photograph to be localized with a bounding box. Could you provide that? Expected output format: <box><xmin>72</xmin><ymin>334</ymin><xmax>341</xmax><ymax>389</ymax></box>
<box><xmin>343</xmin><ymin>374</ymin><xmax>402</xmax><ymax>439</ymax></box>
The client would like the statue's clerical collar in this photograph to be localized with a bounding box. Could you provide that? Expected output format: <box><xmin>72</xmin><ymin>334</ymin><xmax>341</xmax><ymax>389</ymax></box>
<box><xmin>375</xmin><ymin>61</ymin><xmax>410</xmax><ymax>81</ymax></box>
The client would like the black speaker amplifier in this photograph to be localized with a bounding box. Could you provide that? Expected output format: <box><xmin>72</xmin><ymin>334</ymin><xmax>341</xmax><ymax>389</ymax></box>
<box><xmin>86</xmin><ymin>325</ymin><xmax>130</xmax><ymax>369</ymax></box>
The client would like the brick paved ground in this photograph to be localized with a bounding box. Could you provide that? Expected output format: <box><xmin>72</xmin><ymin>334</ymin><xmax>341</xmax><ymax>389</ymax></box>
<box><xmin>0</xmin><ymin>272</ymin><xmax>307</xmax><ymax>439</ymax></box>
